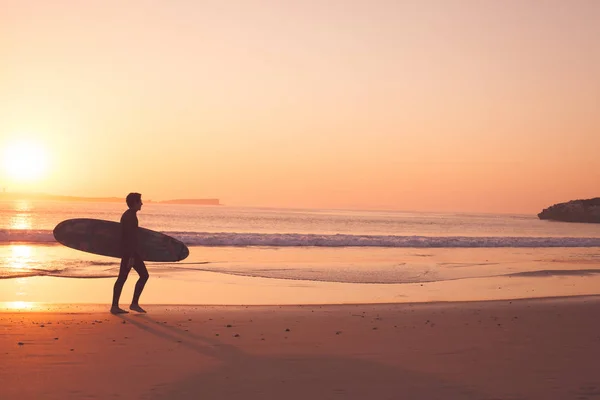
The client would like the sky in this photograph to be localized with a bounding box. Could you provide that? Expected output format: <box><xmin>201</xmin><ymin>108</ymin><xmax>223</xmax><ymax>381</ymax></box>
<box><xmin>1</xmin><ymin>0</ymin><xmax>599</xmax><ymax>213</ymax></box>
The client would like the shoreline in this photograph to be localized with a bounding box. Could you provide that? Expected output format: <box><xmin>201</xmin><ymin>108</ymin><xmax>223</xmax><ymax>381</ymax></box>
<box><xmin>2</xmin><ymin>245</ymin><xmax>599</xmax><ymax>309</ymax></box>
<box><xmin>2</xmin><ymin>292</ymin><xmax>600</xmax><ymax>312</ymax></box>
<box><xmin>2</xmin><ymin>271</ymin><xmax>600</xmax><ymax>309</ymax></box>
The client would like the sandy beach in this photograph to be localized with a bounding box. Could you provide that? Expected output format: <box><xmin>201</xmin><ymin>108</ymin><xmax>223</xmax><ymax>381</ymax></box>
<box><xmin>2</xmin><ymin>296</ymin><xmax>600</xmax><ymax>400</ymax></box>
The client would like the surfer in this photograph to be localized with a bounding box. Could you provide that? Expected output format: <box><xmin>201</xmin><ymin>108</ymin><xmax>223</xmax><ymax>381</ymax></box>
<box><xmin>111</xmin><ymin>192</ymin><xmax>149</xmax><ymax>314</ymax></box>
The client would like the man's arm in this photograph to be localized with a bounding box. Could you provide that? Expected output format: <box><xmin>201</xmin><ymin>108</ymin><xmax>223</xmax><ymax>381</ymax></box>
<box><xmin>121</xmin><ymin>212</ymin><xmax>138</xmax><ymax>259</ymax></box>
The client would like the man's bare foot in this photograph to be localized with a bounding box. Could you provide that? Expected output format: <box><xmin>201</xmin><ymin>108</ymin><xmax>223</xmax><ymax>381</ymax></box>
<box><xmin>110</xmin><ymin>306</ymin><xmax>129</xmax><ymax>314</ymax></box>
<box><xmin>129</xmin><ymin>304</ymin><xmax>147</xmax><ymax>313</ymax></box>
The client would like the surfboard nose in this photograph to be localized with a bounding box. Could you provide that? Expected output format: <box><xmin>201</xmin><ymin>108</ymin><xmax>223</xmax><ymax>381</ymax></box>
<box><xmin>52</xmin><ymin>219</ymin><xmax>69</xmax><ymax>239</ymax></box>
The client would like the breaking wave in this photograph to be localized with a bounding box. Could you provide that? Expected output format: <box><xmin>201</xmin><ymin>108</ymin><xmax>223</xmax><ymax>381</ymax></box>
<box><xmin>1</xmin><ymin>229</ymin><xmax>600</xmax><ymax>248</ymax></box>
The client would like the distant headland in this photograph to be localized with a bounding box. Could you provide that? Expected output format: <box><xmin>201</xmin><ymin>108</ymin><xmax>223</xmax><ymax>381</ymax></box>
<box><xmin>0</xmin><ymin>192</ymin><xmax>220</xmax><ymax>206</ymax></box>
<box><xmin>538</xmin><ymin>197</ymin><xmax>600</xmax><ymax>223</ymax></box>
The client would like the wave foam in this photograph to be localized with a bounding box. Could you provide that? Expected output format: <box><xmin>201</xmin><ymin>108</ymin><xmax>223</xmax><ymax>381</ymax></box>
<box><xmin>0</xmin><ymin>229</ymin><xmax>57</xmax><ymax>243</ymax></box>
<box><xmin>1</xmin><ymin>229</ymin><xmax>600</xmax><ymax>248</ymax></box>
<box><xmin>169</xmin><ymin>232</ymin><xmax>600</xmax><ymax>248</ymax></box>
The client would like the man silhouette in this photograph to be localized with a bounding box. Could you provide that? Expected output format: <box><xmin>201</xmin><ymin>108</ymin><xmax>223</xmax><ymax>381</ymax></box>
<box><xmin>111</xmin><ymin>192</ymin><xmax>149</xmax><ymax>314</ymax></box>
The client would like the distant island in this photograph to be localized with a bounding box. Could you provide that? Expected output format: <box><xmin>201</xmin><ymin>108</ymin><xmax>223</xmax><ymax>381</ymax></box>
<box><xmin>0</xmin><ymin>192</ymin><xmax>220</xmax><ymax>206</ymax></box>
<box><xmin>158</xmin><ymin>198</ymin><xmax>220</xmax><ymax>205</ymax></box>
<box><xmin>538</xmin><ymin>197</ymin><xmax>600</xmax><ymax>223</ymax></box>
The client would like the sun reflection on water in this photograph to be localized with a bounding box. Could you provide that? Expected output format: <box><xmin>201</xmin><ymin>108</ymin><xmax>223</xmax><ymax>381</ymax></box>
<box><xmin>9</xmin><ymin>200</ymin><xmax>33</xmax><ymax>230</ymax></box>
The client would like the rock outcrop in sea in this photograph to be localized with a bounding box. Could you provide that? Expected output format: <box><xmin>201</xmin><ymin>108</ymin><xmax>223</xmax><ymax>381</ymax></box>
<box><xmin>538</xmin><ymin>198</ymin><xmax>600</xmax><ymax>223</ymax></box>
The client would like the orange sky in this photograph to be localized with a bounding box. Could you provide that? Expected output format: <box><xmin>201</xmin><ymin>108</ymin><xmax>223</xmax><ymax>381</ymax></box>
<box><xmin>1</xmin><ymin>0</ymin><xmax>599</xmax><ymax>213</ymax></box>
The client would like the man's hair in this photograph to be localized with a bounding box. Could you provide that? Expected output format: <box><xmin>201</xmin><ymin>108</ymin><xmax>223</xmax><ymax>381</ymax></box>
<box><xmin>126</xmin><ymin>192</ymin><xmax>142</xmax><ymax>208</ymax></box>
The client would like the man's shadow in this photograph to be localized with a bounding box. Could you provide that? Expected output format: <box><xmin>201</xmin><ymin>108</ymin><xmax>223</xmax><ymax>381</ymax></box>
<box><xmin>116</xmin><ymin>313</ymin><xmax>485</xmax><ymax>400</ymax></box>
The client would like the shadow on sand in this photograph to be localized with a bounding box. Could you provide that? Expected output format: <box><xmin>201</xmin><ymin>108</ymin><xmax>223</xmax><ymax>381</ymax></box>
<box><xmin>116</xmin><ymin>314</ymin><xmax>491</xmax><ymax>400</ymax></box>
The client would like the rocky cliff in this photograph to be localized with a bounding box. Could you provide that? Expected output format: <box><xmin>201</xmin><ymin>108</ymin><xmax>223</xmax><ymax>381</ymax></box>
<box><xmin>538</xmin><ymin>198</ymin><xmax>600</xmax><ymax>223</ymax></box>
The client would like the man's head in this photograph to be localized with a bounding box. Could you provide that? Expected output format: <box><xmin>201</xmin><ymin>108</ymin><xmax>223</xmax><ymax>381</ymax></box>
<box><xmin>126</xmin><ymin>192</ymin><xmax>143</xmax><ymax>211</ymax></box>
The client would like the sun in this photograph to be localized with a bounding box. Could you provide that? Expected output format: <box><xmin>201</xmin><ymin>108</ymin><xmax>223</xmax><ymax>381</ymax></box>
<box><xmin>2</xmin><ymin>140</ymin><xmax>49</xmax><ymax>182</ymax></box>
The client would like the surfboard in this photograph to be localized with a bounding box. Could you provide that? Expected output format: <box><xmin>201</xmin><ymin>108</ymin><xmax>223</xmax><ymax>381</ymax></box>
<box><xmin>53</xmin><ymin>218</ymin><xmax>189</xmax><ymax>262</ymax></box>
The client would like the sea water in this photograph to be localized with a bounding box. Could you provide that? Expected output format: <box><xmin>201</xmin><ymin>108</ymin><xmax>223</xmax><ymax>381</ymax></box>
<box><xmin>1</xmin><ymin>200</ymin><xmax>599</xmax><ymax>304</ymax></box>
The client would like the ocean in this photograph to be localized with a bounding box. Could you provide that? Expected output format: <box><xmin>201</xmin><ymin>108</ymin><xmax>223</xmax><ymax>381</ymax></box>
<box><xmin>1</xmin><ymin>199</ymin><xmax>600</xmax><ymax>305</ymax></box>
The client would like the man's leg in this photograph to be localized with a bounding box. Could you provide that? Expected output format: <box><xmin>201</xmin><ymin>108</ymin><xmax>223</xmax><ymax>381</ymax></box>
<box><xmin>111</xmin><ymin>257</ymin><xmax>131</xmax><ymax>314</ymax></box>
<box><xmin>130</xmin><ymin>254</ymin><xmax>149</xmax><ymax>313</ymax></box>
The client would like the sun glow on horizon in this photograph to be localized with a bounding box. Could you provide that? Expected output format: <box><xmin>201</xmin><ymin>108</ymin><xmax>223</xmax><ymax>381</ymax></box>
<box><xmin>2</xmin><ymin>140</ymin><xmax>49</xmax><ymax>183</ymax></box>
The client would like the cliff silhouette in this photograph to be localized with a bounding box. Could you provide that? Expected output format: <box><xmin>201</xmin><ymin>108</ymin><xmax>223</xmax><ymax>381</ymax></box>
<box><xmin>538</xmin><ymin>198</ymin><xmax>600</xmax><ymax>223</ymax></box>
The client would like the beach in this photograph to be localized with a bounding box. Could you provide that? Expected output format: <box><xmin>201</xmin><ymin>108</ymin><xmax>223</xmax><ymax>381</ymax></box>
<box><xmin>2</xmin><ymin>297</ymin><xmax>600</xmax><ymax>399</ymax></box>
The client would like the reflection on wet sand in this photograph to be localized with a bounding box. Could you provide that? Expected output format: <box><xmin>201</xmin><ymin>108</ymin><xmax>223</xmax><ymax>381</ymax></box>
<box><xmin>1</xmin><ymin>300</ymin><xmax>37</xmax><ymax>310</ymax></box>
